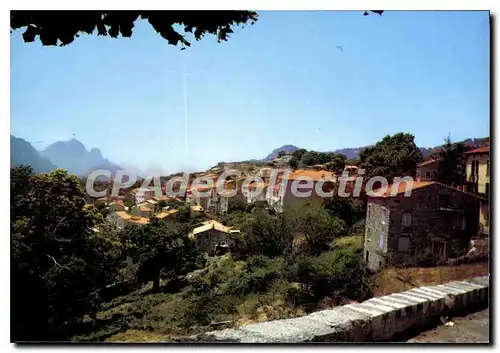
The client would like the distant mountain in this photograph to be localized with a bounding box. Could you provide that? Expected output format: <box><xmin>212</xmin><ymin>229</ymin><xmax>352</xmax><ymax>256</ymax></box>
<box><xmin>263</xmin><ymin>145</ymin><xmax>299</xmax><ymax>161</ymax></box>
<box><xmin>11</xmin><ymin>135</ymin><xmax>57</xmax><ymax>173</ymax></box>
<box><xmin>41</xmin><ymin>138</ymin><xmax>121</xmax><ymax>178</ymax></box>
<box><xmin>332</xmin><ymin>147</ymin><xmax>366</xmax><ymax>160</ymax></box>
<box><xmin>260</xmin><ymin>137</ymin><xmax>489</xmax><ymax>163</ymax></box>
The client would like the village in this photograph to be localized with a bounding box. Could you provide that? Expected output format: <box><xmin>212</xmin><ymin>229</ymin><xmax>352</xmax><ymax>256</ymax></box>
<box><xmin>96</xmin><ymin>143</ymin><xmax>489</xmax><ymax>269</ymax></box>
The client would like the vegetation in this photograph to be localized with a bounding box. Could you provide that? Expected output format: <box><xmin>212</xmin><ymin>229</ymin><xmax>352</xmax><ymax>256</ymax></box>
<box><xmin>436</xmin><ymin>136</ymin><xmax>470</xmax><ymax>187</ymax></box>
<box><xmin>288</xmin><ymin>148</ymin><xmax>347</xmax><ymax>172</ymax></box>
<box><xmin>11</xmin><ymin>166</ymin><xmax>123</xmax><ymax>341</ymax></box>
<box><xmin>11</xmin><ymin>11</ymin><xmax>258</xmax><ymax>47</ymax></box>
<box><xmin>11</xmin><ymin>11</ymin><xmax>383</xmax><ymax>48</ymax></box>
<box><xmin>11</xmin><ymin>164</ymin><xmax>374</xmax><ymax>341</ymax></box>
<box><xmin>359</xmin><ymin>132</ymin><xmax>423</xmax><ymax>182</ymax></box>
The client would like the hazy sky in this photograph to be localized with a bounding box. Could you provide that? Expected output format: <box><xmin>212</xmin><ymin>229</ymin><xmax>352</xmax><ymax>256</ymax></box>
<box><xmin>11</xmin><ymin>11</ymin><xmax>490</xmax><ymax>174</ymax></box>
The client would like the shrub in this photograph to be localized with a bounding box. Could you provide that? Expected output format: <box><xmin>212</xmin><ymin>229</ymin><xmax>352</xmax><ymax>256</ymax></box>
<box><xmin>296</xmin><ymin>249</ymin><xmax>373</xmax><ymax>303</ymax></box>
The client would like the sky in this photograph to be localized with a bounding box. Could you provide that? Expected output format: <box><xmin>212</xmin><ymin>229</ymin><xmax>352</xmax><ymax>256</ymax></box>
<box><xmin>11</xmin><ymin>11</ymin><xmax>490</xmax><ymax>175</ymax></box>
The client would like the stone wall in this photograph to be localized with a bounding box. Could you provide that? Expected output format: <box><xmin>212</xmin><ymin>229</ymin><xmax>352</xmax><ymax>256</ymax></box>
<box><xmin>173</xmin><ymin>275</ymin><xmax>489</xmax><ymax>343</ymax></box>
<box><xmin>364</xmin><ymin>201</ymin><xmax>390</xmax><ymax>270</ymax></box>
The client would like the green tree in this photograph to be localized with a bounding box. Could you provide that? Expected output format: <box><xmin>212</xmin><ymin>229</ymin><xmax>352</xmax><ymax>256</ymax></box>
<box><xmin>436</xmin><ymin>136</ymin><xmax>469</xmax><ymax>187</ymax></box>
<box><xmin>243</xmin><ymin>209</ymin><xmax>294</xmax><ymax>258</ymax></box>
<box><xmin>359</xmin><ymin>132</ymin><xmax>423</xmax><ymax>182</ymax></box>
<box><xmin>290</xmin><ymin>201</ymin><xmax>346</xmax><ymax>254</ymax></box>
<box><xmin>11</xmin><ymin>166</ymin><xmax>122</xmax><ymax>341</ymax></box>
<box><xmin>127</xmin><ymin>219</ymin><xmax>200</xmax><ymax>291</ymax></box>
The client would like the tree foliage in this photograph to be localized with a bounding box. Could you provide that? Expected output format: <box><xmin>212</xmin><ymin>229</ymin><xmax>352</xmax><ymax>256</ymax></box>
<box><xmin>436</xmin><ymin>136</ymin><xmax>470</xmax><ymax>187</ymax></box>
<box><xmin>11</xmin><ymin>166</ymin><xmax>122</xmax><ymax>341</ymax></box>
<box><xmin>289</xmin><ymin>201</ymin><xmax>346</xmax><ymax>254</ymax></box>
<box><xmin>123</xmin><ymin>218</ymin><xmax>200</xmax><ymax>291</ymax></box>
<box><xmin>359</xmin><ymin>132</ymin><xmax>423</xmax><ymax>182</ymax></box>
<box><xmin>242</xmin><ymin>209</ymin><xmax>294</xmax><ymax>258</ymax></box>
<box><xmin>11</xmin><ymin>11</ymin><xmax>258</xmax><ymax>47</ymax></box>
<box><xmin>11</xmin><ymin>11</ymin><xmax>383</xmax><ymax>47</ymax></box>
<box><xmin>289</xmin><ymin>148</ymin><xmax>347</xmax><ymax>171</ymax></box>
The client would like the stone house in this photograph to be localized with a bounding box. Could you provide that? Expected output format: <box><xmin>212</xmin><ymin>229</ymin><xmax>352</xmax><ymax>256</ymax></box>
<box><xmin>188</xmin><ymin>220</ymin><xmax>239</xmax><ymax>253</ymax></box>
<box><xmin>364</xmin><ymin>181</ymin><xmax>480</xmax><ymax>271</ymax></box>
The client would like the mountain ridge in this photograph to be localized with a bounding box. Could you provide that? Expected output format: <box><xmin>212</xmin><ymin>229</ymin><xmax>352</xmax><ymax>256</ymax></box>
<box><xmin>260</xmin><ymin>137</ymin><xmax>489</xmax><ymax>162</ymax></box>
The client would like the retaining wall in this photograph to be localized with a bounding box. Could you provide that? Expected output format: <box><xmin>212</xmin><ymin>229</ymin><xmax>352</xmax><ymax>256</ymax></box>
<box><xmin>175</xmin><ymin>275</ymin><xmax>489</xmax><ymax>343</ymax></box>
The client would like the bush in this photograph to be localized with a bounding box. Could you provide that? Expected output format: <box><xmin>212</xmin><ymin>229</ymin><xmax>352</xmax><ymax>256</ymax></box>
<box><xmin>296</xmin><ymin>249</ymin><xmax>373</xmax><ymax>303</ymax></box>
<box><xmin>415</xmin><ymin>249</ymin><xmax>440</xmax><ymax>267</ymax></box>
<box><xmin>226</xmin><ymin>256</ymin><xmax>284</xmax><ymax>296</ymax></box>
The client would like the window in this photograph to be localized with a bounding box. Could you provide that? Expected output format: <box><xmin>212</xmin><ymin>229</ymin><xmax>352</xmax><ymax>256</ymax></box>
<box><xmin>416</xmin><ymin>171</ymin><xmax>421</xmax><ymax>178</ymax></box>
<box><xmin>367</xmin><ymin>204</ymin><xmax>371</xmax><ymax>218</ymax></box>
<box><xmin>398</xmin><ymin>237</ymin><xmax>411</xmax><ymax>252</ymax></box>
<box><xmin>486</xmin><ymin>160</ymin><xmax>490</xmax><ymax>177</ymax></box>
<box><xmin>461</xmin><ymin>216</ymin><xmax>466</xmax><ymax>230</ymax></box>
<box><xmin>426</xmin><ymin>172</ymin><xmax>430</xmax><ymax>179</ymax></box>
<box><xmin>365</xmin><ymin>251</ymin><xmax>369</xmax><ymax>262</ymax></box>
<box><xmin>475</xmin><ymin>161</ymin><xmax>480</xmax><ymax>176</ymax></box>
<box><xmin>402</xmin><ymin>213</ymin><xmax>412</xmax><ymax>227</ymax></box>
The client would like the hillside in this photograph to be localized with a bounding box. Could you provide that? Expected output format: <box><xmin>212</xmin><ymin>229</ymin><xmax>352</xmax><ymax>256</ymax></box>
<box><xmin>10</xmin><ymin>135</ymin><xmax>57</xmax><ymax>173</ymax></box>
<box><xmin>262</xmin><ymin>145</ymin><xmax>299</xmax><ymax>161</ymax></box>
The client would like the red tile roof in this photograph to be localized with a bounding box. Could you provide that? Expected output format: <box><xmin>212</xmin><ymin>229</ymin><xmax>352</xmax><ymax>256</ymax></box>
<box><xmin>370</xmin><ymin>180</ymin><xmax>484</xmax><ymax>199</ymax></box>
<box><xmin>370</xmin><ymin>181</ymin><xmax>435</xmax><ymax>197</ymax></box>
<box><xmin>417</xmin><ymin>159</ymin><xmax>440</xmax><ymax>167</ymax></box>
<box><xmin>465</xmin><ymin>146</ymin><xmax>489</xmax><ymax>154</ymax></box>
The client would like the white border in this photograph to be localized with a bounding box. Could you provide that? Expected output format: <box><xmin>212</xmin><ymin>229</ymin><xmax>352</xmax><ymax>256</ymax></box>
<box><xmin>4</xmin><ymin>1</ymin><xmax>497</xmax><ymax>352</ymax></box>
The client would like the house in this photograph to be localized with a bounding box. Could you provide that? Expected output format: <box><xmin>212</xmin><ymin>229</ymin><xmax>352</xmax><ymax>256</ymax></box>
<box><xmin>363</xmin><ymin>181</ymin><xmax>481</xmax><ymax>271</ymax></box>
<box><xmin>268</xmin><ymin>169</ymin><xmax>337</xmax><ymax>211</ymax></box>
<box><xmin>244</xmin><ymin>181</ymin><xmax>269</xmax><ymax>204</ymax></box>
<box><xmin>125</xmin><ymin>188</ymin><xmax>157</xmax><ymax>205</ymax></box>
<box><xmin>155</xmin><ymin>209</ymin><xmax>179</xmax><ymax>224</ymax></box>
<box><xmin>190</xmin><ymin>205</ymin><xmax>205</xmax><ymax>218</ymax></box>
<box><xmin>188</xmin><ymin>220</ymin><xmax>238</xmax><ymax>253</ymax></box>
<box><xmin>108</xmin><ymin>200</ymin><xmax>126</xmax><ymax>212</ymax></box>
<box><xmin>465</xmin><ymin>146</ymin><xmax>490</xmax><ymax>197</ymax></box>
<box><xmin>464</xmin><ymin>145</ymin><xmax>490</xmax><ymax>235</ymax></box>
<box><xmin>416</xmin><ymin>159</ymin><xmax>440</xmax><ymax>182</ymax></box>
<box><xmin>108</xmin><ymin>211</ymin><xmax>132</xmax><ymax>229</ymax></box>
<box><xmin>130</xmin><ymin>202</ymin><xmax>155</xmax><ymax>218</ymax></box>
<box><xmin>127</xmin><ymin>215</ymin><xmax>151</xmax><ymax>227</ymax></box>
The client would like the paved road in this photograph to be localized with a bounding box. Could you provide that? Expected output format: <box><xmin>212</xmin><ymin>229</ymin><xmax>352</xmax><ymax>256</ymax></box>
<box><xmin>406</xmin><ymin>309</ymin><xmax>490</xmax><ymax>343</ymax></box>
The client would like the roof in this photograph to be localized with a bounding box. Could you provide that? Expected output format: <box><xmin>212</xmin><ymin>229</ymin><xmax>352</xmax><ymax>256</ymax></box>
<box><xmin>465</xmin><ymin>146</ymin><xmax>489</xmax><ymax>154</ymax></box>
<box><xmin>139</xmin><ymin>206</ymin><xmax>153</xmax><ymax>212</ymax></box>
<box><xmin>155</xmin><ymin>209</ymin><xmax>178</xmax><ymax>219</ymax></box>
<box><xmin>370</xmin><ymin>180</ymin><xmax>484</xmax><ymax>199</ymax></box>
<box><xmin>136</xmin><ymin>202</ymin><xmax>154</xmax><ymax>209</ymax></box>
<box><xmin>246</xmin><ymin>181</ymin><xmax>269</xmax><ymax>190</ymax></box>
<box><xmin>146</xmin><ymin>199</ymin><xmax>158</xmax><ymax>205</ymax></box>
<box><xmin>417</xmin><ymin>159</ymin><xmax>440</xmax><ymax>167</ymax></box>
<box><xmin>371</xmin><ymin>181</ymin><xmax>435</xmax><ymax>197</ymax></box>
<box><xmin>285</xmin><ymin>169</ymin><xmax>336</xmax><ymax>181</ymax></box>
<box><xmin>128</xmin><ymin>216</ymin><xmax>150</xmax><ymax>225</ymax></box>
<box><xmin>115</xmin><ymin>211</ymin><xmax>132</xmax><ymax>220</ymax></box>
<box><xmin>190</xmin><ymin>220</ymin><xmax>233</xmax><ymax>237</ymax></box>
<box><xmin>190</xmin><ymin>205</ymin><xmax>204</xmax><ymax>212</ymax></box>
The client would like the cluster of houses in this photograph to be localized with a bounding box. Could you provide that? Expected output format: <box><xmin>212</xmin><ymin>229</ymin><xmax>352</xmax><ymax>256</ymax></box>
<box><xmin>98</xmin><ymin>144</ymin><xmax>489</xmax><ymax>267</ymax></box>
